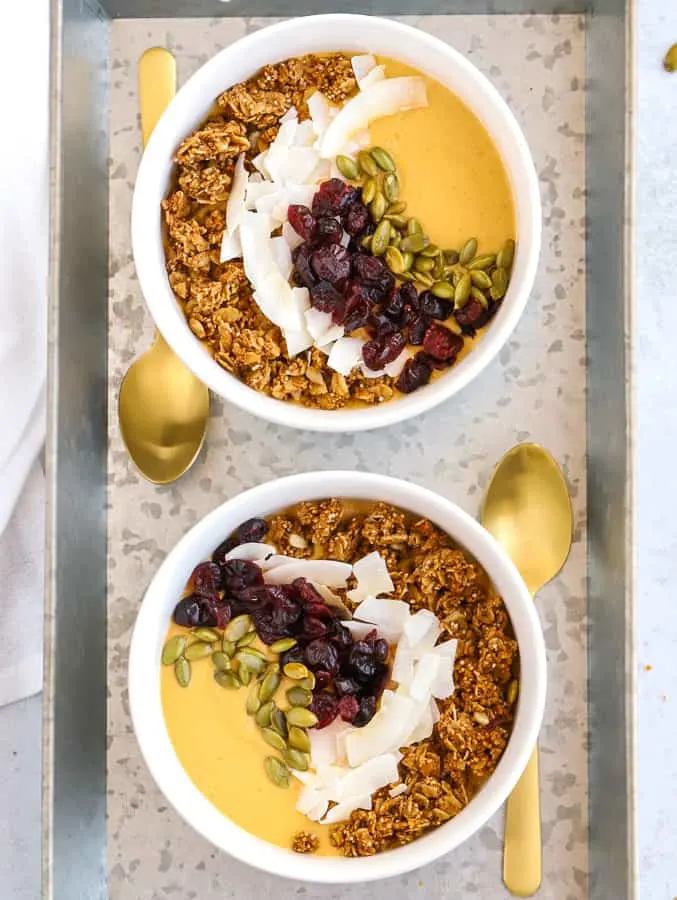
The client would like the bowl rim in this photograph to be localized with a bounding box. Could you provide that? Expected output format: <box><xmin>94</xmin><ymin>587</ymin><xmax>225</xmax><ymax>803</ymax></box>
<box><xmin>128</xmin><ymin>471</ymin><xmax>547</xmax><ymax>882</ymax></box>
<box><xmin>131</xmin><ymin>13</ymin><xmax>542</xmax><ymax>433</ymax></box>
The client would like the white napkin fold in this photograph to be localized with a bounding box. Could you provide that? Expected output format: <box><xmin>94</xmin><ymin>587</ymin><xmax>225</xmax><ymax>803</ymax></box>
<box><xmin>0</xmin><ymin>0</ymin><xmax>49</xmax><ymax>706</ymax></box>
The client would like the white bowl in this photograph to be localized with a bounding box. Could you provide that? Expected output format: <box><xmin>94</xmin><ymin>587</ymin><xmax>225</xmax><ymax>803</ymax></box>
<box><xmin>129</xmin><ymin>471</ymin><xmax>546</xmax><ymax>882</ymax></box>
<box><xmin>131</xmin><ymin>14</ymin><xmax>541</xmax><ymax>433</ymax></box>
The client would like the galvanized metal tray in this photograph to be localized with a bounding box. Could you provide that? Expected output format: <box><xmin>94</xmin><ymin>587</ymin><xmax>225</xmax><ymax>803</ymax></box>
<box><xmin>44</xmin><ymin>1</ymin><xmax>635</xmax><ymax>898</ymax></box>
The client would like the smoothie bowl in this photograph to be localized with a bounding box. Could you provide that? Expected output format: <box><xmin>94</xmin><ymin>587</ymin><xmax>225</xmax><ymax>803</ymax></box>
<box><xmin>131</xmin><ymin>15</ymin><xmax>541</xmax><ymax>432</ymax></box>
<box><xmin>128</xmin><ymin>472</ymin><xmax>547</xmax><ymax>882</ymax></box>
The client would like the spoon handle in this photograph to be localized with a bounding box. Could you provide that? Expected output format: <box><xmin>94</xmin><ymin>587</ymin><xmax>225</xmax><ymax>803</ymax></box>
<box><xmin>138</xmin><ymin>47</ymin><xmax>176</xmax><ymax>146</ymax></box>
<box><xmin>503</xmin><ymin>745</ymin><xmax>541</xmax><ymax>896</ymax></box>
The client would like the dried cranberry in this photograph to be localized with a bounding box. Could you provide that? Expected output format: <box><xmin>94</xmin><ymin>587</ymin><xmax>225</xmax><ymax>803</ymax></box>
<box><xmin>292</xmin><ymin>244</ymin><xmax>317</xmax><ymax>289</ymax></box>
<box><xmin>338</xmin><ymin>695</ymin><xmax>360</xmax><ymax>723</ymax></box>
<box><xmin>408</xmin><ymin>315</ymin><xmax>430</xmax><ymax>345</ymax></box>
<box><xmin>396</xmin><ymin>354</ymin><xmax>432</xmax><ymax>394</ymax></box>
<box><xmin>419</xmin><ymin>351</ymin><xmax>451</xmax><ymax>371</ymax></box>
<box><xmin>400</xmin><ymin>281</ymin><xmax>420</xmax><ymax>310</ymax></box>
<box><xmin>211</xmin><ymin>600</ymin><xmax>233</xmax><ymax>629</ymax></box>
<box><xmin>382</xmin><ymin>288</ymin><xmax>405</xmax><ymax>322</ymax></box>
<box><xmin>353</xmin><ymin>695</ymin><xmax>377</xmax><ymax>727</ymax></box>
<box><xmin>335</xmin><ymin>676</ymin><xmax>360</xmax><ymax>696</ymax></box>
<box><xmin>287</xmin><ymin>204</ymin><xmax>316</xmax><ymax>241</ymax></box>
<box><xmin>454</xmin><ymin>298</ymin><xmax>489</xmax><ymax>334</ymax></box>
<box><xmin>353</xmin><ymin>253</ymin><xmax>387</xmax><ymax>284</ymax></box>
<box><xmin>315</xmin><ymin>216</ymin><xmax>343</xmax><ymax>244</ymax></box>
<box><xmin>348</xmin><ymin>647</ymin><xmax>378</xmax><ymax>683</ymax></box>
<box><xmin>332</xmin><ymin>623</ymin><xmax>353</xmax><ymax>650</ymax></box>
<box><xmin>312</xmin><ymin>178</ymin><xmax>358</xmax><ymax>216</ymax></box>
<box><xmin>238</xmin><ymin>517</ymin><xmax>268</xmax><ymax>544</ymax></box>
<box><xmin>362</xmin><ymin>331</ymin><xmax>406</xmax><ymax>371</ymax></box>
<box><xmin>190</xmin><ymin>561</ymin><xmax>221</xmax><ymax>598</ymax></box>
<box><xmin>343</xmin><ymin>202</ymin><xmax>370</xmax><ymax>235</ymax></box>
<box><xmin>311</xmin><ymin>244</ymin><xmax>351</xmax><ymax>284</ymax></box>
<box><xmin>368</xmin><ymin>311</ymin><xmax>397</xmax><ymax>340</ymax></box>
<box><xmin>310</xmin><ymin>280</ymin><xmax>343</xmax><ymax>315</ymax></box>
<box><xmin>221</xmin><ymin>560</ymin><xmax>263</xmax><ymax>597</ymax></box>
<box><xmin>172</xmin><ymin>595</ymin><xmax>203</xmax><ymax>627</ymax></box>
<box><xmin>290</xmin><ymin>578</ymin><xmax>323</xmax><ymax>606</ymax></box>
<box><xmin>314</xmin><ymin>670</ymin><xmax>332</xmax><ymax>690</ymax></box>
<box><xmin>343</xmin><ymin>295</ymin><xmax>371</xmax><ymax>333</ymax></box>
<box><xmin>302</xmin><ymin>603</ymin><xmax>335</xmax><ymax>622</ymax></box>
<box><xmin>373</xmin><ymin>639</ymin><xmax>389</xmax><ymax>663</ymax></box>
<box><xmin>280</xmin><ymin>644</ymin><xmax>305</xmax><ymax>667</ymax></box>
<box><xmin>305</xmin><ymin>639</ymin><xmax>339</xmax><ymax>674</ymax></box>
<box><xmin>302</xmin><ymin>616</ymin><xmax>329</xmax><ymax>639</ymax></box>
<box><xmin>420</xmin><ymin>291</ymin><xmax>453</xmax><ymax>321</ymax></box>
<box><xmin>271</xmin><ymin>597</ymin><xmax>303</xmax><ymax>631</ymax></box>
<box><xmin>423</xmin><ymin>322</ymin><xmax>464</xmax><ymax>362</ymax></box>
<box><xmin>310</xmin><ymin>692</ymin><xmax>339</xmax><ymax>729</ymax></box>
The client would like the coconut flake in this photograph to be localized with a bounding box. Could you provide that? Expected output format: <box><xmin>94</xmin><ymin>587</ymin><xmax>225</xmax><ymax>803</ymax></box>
<box><xmin>350</xmin><ymin>551</ymin><xmax>394</xmax><ymax>600</ymax></box>
<box><xmin>345</xmin><ymin>693</ymin><xmax>417</xmax><ymax>767</ymax></box>
<box><xmin>245</xmin><ymin>181</ymin><xmax>278</xmax><ymax>209</ymax></box>
<box><xmin>359</xmin><ymin>65</ymin><xmax>387</xmax><ymax>91</ymax></box>
<box><xmin>280</xmin><ymin>105</ymin><xmax>298</xmax><ymax>124</ymax></box>
<box><xmin>282</xmin><ymin>220</ymin><xmax>304</xmax><ymax>251</ymax></box>
<box><xmin>225</xmin><ymin>153</ymin><xmax>248</xmax><ymax>235</ymax></box>
<box><xmin>353</xmin><ymin>595</ymin><xmax>410</xmax><ymax>639</ymax></box>
<box><xmin>270</xmin><ymin>235</ymin><xmax>293</xmax><ymax>280</ymax></box>
<box><xmin>389</xmin><ymin>783</ymin><xmax>408</xmax><ymax>798</ymax></box>
<box><xmin>327</xmin><ymin>337</ymin><xmax>365</xmax><ymax>376</ymax></box>
<box><xmin>283</xmin><ymin>326</ymin><xmax>314</xmax><ymax>357</ymax></box>
<box><xmin>305</xmin><ymin>307</ymin><xmax>344</xmax><ymax>345</ymax></box>
<box><xmin>307</xmin><ymin>91</ymin><xmax>335</xmax><ymax>136</ymax></box>
<box><xmin>404</xmin><ymin>608</ymin><xmax>441</xmax><ymax>653</ymax></box>
<box><xmin>321</xmin><ymin>795</ymin><xmax>373</xmax><ymax>825</ymax></box>
<box><xmin>225</xmin><ymin>542</ymin><xmax>276</xmax><ymax>562</ymax></box>
<box><xmin>391</xmin><ymin>636</ymin><xmax>416</xmax><ymax>686</ymax></box>
<box><xmin>351</xmin><ymin>54</ymin><xmax>377</xmax><ymax>85</ymax></box>
<box><xmin>264</xmin><ymin>559</ymin><xmax>352</xmax><ymax>588</ymax></box>
<box><xmin>252</xmin><ymin>269</ymin><xmax>307</xmax><ymax>331</ymax></box>
<box><xmin>219</xmin><ymin>228</ymin><xmax>242</xmax><ymax>263</ymax></box>
<box><xmin>343</xmin><ymin>620</ymin><xmax>378</xmax><ymax>641</ymax></box>
<box><xmin>319</xmin><ymin>77</ymin><xmax>428</xmax><ymax>159</ymax></box>
<box><xmin>408</xmin><ymin>654</ymin><xmax>440</xmax><ymax>702</ymax></box>
<box><xmin>309</xmin><ymin>582</ymin><xmax>352</xmax><ymax>620</ymax></box>
<box><xmin>339</xmin><ymin>753</ymin><xmax>400</xmax><ymax>800</ymax></box>
<box><xmin>404</xmin><ymin>698</ymin><xmax>435</xmax><ymax>744</ymax></box>
<box><xmin>252</xmin><ymin>149</ymin><xmax>270</xmax><ymax>178</ymax></box>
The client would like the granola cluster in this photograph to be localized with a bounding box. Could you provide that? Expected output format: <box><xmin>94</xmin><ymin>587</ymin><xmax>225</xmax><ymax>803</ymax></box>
<box><xmin>274</xmin><ymin>499</ymin><xmax>518</xmax><ymax>857</ymax></box>
<box><xmin>291</xmin><ymin>831</ymin><xmax>320</xmax><ymax>854</ymax></box>
<box><xmin>162</xmin><ymin>54</ymin><xmax>396</xmax><ymax>409</ymax></box>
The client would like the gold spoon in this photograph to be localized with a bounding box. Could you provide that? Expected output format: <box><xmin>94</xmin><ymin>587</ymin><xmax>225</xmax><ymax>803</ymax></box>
<box><xmin>480</xmin><ymin>443</ymin><xmax>573</xmax><ymax>897</ymax></box>
<box><xmin>118</xmin><ymin>47</ymin><xmax>209</xmax><ymax>484</ymax></box>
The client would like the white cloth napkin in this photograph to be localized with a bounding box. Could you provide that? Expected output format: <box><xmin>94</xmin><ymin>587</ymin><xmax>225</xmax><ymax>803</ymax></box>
<box><xmin>0</xmin><ymin>0</ymin><xmax>49</xmax><ymax>706</ymax></box>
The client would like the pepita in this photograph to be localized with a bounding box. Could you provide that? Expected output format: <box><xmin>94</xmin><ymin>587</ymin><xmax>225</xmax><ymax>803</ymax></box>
<box><xmin>473</xmin><ymin>710</ymin><xmax>490</xmax><ymax>726</ymax></box>
<box><xmin>370</xmin><ymin>146</ymin><xmax>396</xmax><ymax>172</ymax></box>
<box><xmin>389</xmin><ymin>231</ymin><xmax>402</xmax><ymax>248</ymax></box>
<box><xmin>432</xmin><ymin>255</ymin><xmax>444</xmax><ymax>280</ymax></box>
<box><xmin>212</xmin><ymin>651</ymin><xmax>232</xmax><ymax>672</ymax></box>
<box><xmin>459</xmin><ymin>238</ymin><xmax>478</xmax><ymax>266</ymax></box>
<box><xmin>298</xmin><ymin>674</ymin><xmax>316</xmax><ymax>691</ymax></box>
<box><xmin>361</xmin><ymin>176</ymin><xmax>377</xmax><ymax>205</ymax></box>
<box><xmin>383</xmin><ymin>213</ymin><xmax>407</xmax><ymax>229</ymax></box>
<box><xmin>193</xmin><ymin>627</ymin><xmax>221</xmax><ymax>643</ymax></box>
<box><xmin>184</xmin><ymin>641</ymin><xmax>214</xmax><ymax>661</ymax></box>
<box><xmin>287</xmin><ymin>725</ymin><xmax>311</xmax><ymax>753</ymax></box>
<box><xmin>174</xmin><ymin>657</ymin><xmax>191</xmax><ymax>687</ymax></box>
<box><xmin>236</xmin><ymin>631</ymin><xmax>257</xmax><ymax>649</ymax></box>
<box><xmin>269</xmin><ymin>637</ymin><xmax>297</xmax><ymax>654</ymax></box>
<box><xmin>265</xmin><ymin>661</ymin><xmax>281</xmax><ymax>676</ymax></box>
<box><xmin>283</xmin><ymin>662</ymin><xmax>310</xmax><ymax>680</ymax></box>
<box><xmin>431</xmin><ymin>280</ymin><xmax>454</xmax><ymax>299</ymax></box>
<box><xmin>491</xmin><ymin>266</ymin><xmax>508</xmax><ymax>299</ymax></box>
<box><xmin>443</xmin><ymin>249</ymin><xmax>460</xmax><ymax>265</ymax></box>
<box><xmin>224</xmin><ymin>614</ymin><xmax>252</xmax><ymax>643</ymax></box>
<box><xmin>246</xmin><ymin>682</ymin><xmax>262</xmax><ymax>715</ymax></box>
<box><xmin>496</xmin><ymin>238</ymin><xmax>515</xmax><ymax>270</ymax></box>
<box><xmin>360</xmin><ymin>234</ymin><xmax>373</xmax><ymax>251</ymax></box>
<box><xmin>369</xmin><ymin>192</ymin><xmax>387</xmax><ymax>223</ymax></box>
<box><xmin>255</xmin><ymin>701</ymin><xmax>273</xmax><ymax>728</ymax></box>
<box><xmin>214</xmin><ymin>670</ymin><xmax>240</xmax><ymax>689</ymax></box>
<box><xmin>401</xmin><ymin>251</ymin><xmax>414</xmax><ymax>272</ymax></box>
<box><xmin>235</xmin><ymin>650</ymin><xmax>266</xmax><ymax>675</ymax></box>
<box><xmin>260</xmin><ymin>727</ymin><xmax>287</xmax><ymax>753</ymax></box>
<box><xmin>357</xmin><ymin>150</ymin><xmax>379</xmax><ymax>177</ymax></box>
<box><xmin>414</xmin><ymin>271</ymin><xmax>434</xmax><ymax>288</ymax></box>
<box><xmin>470</xmin><ymin>286</ymin><xmax>489</xmax><ymax>308</ymax></box>
<box><xmin>370</xmin><ymin>219</ymin><xmax>391</xmax><ymax>257</ymax></box>
<box><xmin>413</xmin><ymin>256</ymin><xmax>435</xmax><ymax>273</ymax></box>
<box><xmin>399</xmin><ymin>270</ymin><xmax>415</xmax><ymax>282</ymax></box>
<box><xmin>400</xmin><ymin>233</ymin><xmax>427</xmax><ymax>254</ymax></box>
<box><xmin>470</xmin><ymin>270</ymin><xmax>492</xmax><ymax>290</ymax></box>
<box><xmin>336</xmin><ymin>154</ymin><xmax>360</xmax><ymax>180</ymax></box>
<box><xmin>468</xmin><ymin>254</ymin><xmax>496</xmax><ymax>271</ymax></box>
<box><xmin>238</xmin><ymin>663</ymin><xmax>252</xmax><ymax>686</ymax></box>
<box><xmin>383</xmin><ymin>172</ymin><xmax>399</xmax><ymax>203</ymax></box>
<box><xmin>420</xmin><ymin>243</ymin><xmax>440</xmax><ymax>259</ymax></box>
<box><xmin>387</xmin><ymin>200</ymin><xmax>407</xmax><ymax>215</ymax></box>
<box><xmin>286</xmin><ymin>686</ymin><xmax>312</xmax><ymax>707</ymax></box>
<box><xmin>446</xmin><ymin>316</ymin><xmax>463</xmax><ymax>336</ymax></box>
<box><xmin>222</xmin><ymin>639</ymin><xmax>236</xmax><ymax>657</ymax></box>
<box><xmin>286</xmin><ymin>707</ymin><xmax>319</xmax><ymax>728</ymax></box>
<box><xmin>264</xmin><ymin>755</ymin><xmax>291</xmax><ymax>788</ymax></box>
<box><xmin>270</xmin><ymin>706</ymin><xmax>288</xmax><ymax>738</ymax></box>
<box><xmin>283</xmin><ymin>748</ymin><xmax>310</xmax><ymax>772</ymax></box>
<box><xmin>259</xmin><ymin>669</ymin><xmax>282</xmax><ymax>703</ymax></box>
<box><xmin>406</xmin><ymin>217</ymin><xmax>423</xmax><ymax>236</ymax></box>
<box><xmin>454</xmin><ymin>272</ymin><xmax>472</xmax><ymax>308</ymax></box>
<box><xmin>385</xmin><ymin>246</ymin><xmax>406</xmax><ymax>274</ymax></box>
<box><xmin>507</xmin><ymin>679</ymin><xmax>519</xmax><ymax>705</ymax></box>
<box><xmin>162</xmin><ymin>635</ymin><xmax>186</xmax><ymax>666</ymax></box>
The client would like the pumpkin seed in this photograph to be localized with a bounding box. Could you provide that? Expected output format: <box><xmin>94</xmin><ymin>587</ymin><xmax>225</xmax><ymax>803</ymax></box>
<box><xmin>288</xmin><ymin>725</ymin><xmax>311</xmax><ymax>753</ymax></box>
<box><xmin>470</xmin><ymin>286</ymin><xmax>489</xmax><ymax>308</ymax></box>
<box><xmin>371</xmin><ymin>219</ymin><xmax>391</xmax><ymax>256</ymax></box>
<box><xmin>336</xmin><ymin>154</ymin><xmax>360</xmax><ymax>181</ymax></box>
<box><xmin>400</xmin><ymin>233</ymin><xmax>427</xmax><ymax>254</ymax></box>
<box><xmin>298</xmin><ymin>674</ymin><xmax>316</xmax><ymax>691</ymax></box>
<box><xmin>446</xmin><ymin>316</ymin><xmax>463</xmax><ymax>336</ymax></box>
<box><xmin>260</xmin><ymin>727</ymin><xmax>287</xmax><ymax>753</ymax></box>
<box><xmin>401</xmin><ymin>251</ymin><xmax>414</xmax><ymax>272</ymax></box>
<box><xmin>264</xmin><ymin>755</ymin><xmax>291</xmax><ymax>788</ymax></box>
<box><xmin>283</xmin><ymin>662</ymin><xmax>310</xmax><ymax>680</ymax></box>
<box><xmin>443</xmin><ymin>249</ymin><xmax>460</xmax><ymax>265</ymax></box>
<box><xmin>255</xmin><ymin>701</ymin><xmax>273</xmax><ymax>728</ymax></box>
<box><xmin>214</xmin><ymin>670</ymin><xmax>240</xmax><ymax>689</ymax></box>
<box><xmin>431</xmin><ymin>280</ymin><xmax>454</xmax><ymax>299</ymax></box>
<box><xmin>664</xmin><ymin>43</ymin><xmax>677</xmax><ymax>72</ymax></box>
<box><xmin>491</xmin><ymin>266</ymin><xmax>508</xmax><ymax>299</ymax></box>
<box><xmin>193</xmin><ymin>627</ymin><xmax>221</xmax><ymax>643</ymax></box>
<box><xmin>286</xmin><ymin>707</ymin><xmax>319</xmax><ymax>728</ymax></box>
<box><xmin>387</xmin><ymin>200</ymin><xmax>407</xmax><ymax>215</ymax></box>
<box><xmin>360</xmin><ymin>234</ymin><xmax>373</xmax><ymax>251</ymax></box>
<box><xmin>384</xmin><ymin>213</ymin><xmax>407</xmax><ymax>229</ymax></box>
<box><xmin>389</xmin><ymin>231</ymin><xmax>401</xmax><ymax>248</ymax></box>
<box><xmin>259</xmin><ymin>670</ymin><xmax>282</xmax><ymax>703</ymax></box>
<box><xmin>212</xmin><ymin>651</ymin><xmax>232</xmax><ymax>672</ymax></box>
<box><xmin>413</xmin><ymin>256</ymin><xmax>435</xmax><ymax>273</ymax></box>
<box><xmin>470</xmin><ymin>270</ymin><xmax>492</xmax><ymax>290</ymax></box>
<box><xmin>497</xmin><ymin>238</ymin><xmax>515</xmax><ymax>270</ymax></box>
<box><xmin>454</xmin><ymin>272</ymin><xmax>472</xmax><ymax>308</ymax></box>
<box><xmin>459</xmin><ymin>238</ymin><xmax>478</xmax><ymax>266</ymax></box>
<box><xmin>174</xmin><ymin>657</ymin><xmax>191</xmax><ymax>687</ymax></box>
<box><xmin>370</xmin><ymin>146</ymin><xmax>396</xmax><ymax>172</ymax></box>
<box><xmin>238</xmin><ymin>663</ymin><xmax>252</xmax><ymax>686</ymax></box>
<box><xmin>370</xmin><ymin>192</ymin><xmax>387</xmax><ymax>223</ymax></box>
<box><xmin>361</xmin><ymin>176</ymin><xmax>377</xmax><ymax>205</ymax></box>
<box><xmin>284</xmin><ymin>747</ymin><xmax>310</xmax><ymax>772</ymax></box>
<box><xmin>224</xmin><ymin>614</ymin><xmax>252</xmax><ymax>643</ymax></box>
<box><xmin>383</xmin><ymin>172</ymin><xmax>399</xmax><ymax>202</ymax></box>
<box><xmin>184</xmin><ymin>641</ymin><xmax>213</xmax><ymax>661</ymax></box>
<box><xmin>406</xmin><ymin>217</ymin><xmax>423</xmax><ymax>236</ymax></box>
<box><xmin>269</xmin><ymin>637</ymin><xmax>297</xmax><ymax>654</ymax></box>
<box><xmin>432</xmin><ymin>255</ymin><xmax>444</xmax><ymax>280</ymax></box>
<box><xmin>270</xmin><ymin>706</ymin><xmax>288</xmax><ymax>738</ymax></box>
<box><xmin>236</xmin><ymin>631</ymin><xmax>257</xmax><ymax>649</ymax></box>
<box><xmin>507</xmin><ymin>679</ymin><xmax>519</xmax><ymax>705</ymax></box>
<box><xmin>287</xmin><ymin>686</ymin><xmax>312</xmax><ymax>707</ymax></box>
<box><xmin>235</xmin><ymin>650</ymin><xmax>266</xmax><ymax>675</ymax></box>
<box><xmin>473</xmin><ymin>710</ymin><xmax>490</xmax><ymax>726</ymax></box>
<box><xmin>414</xmin><ymin>271</ymin><xmax>434</xmax><ymax>288</ymax></box>
<box><xmin>399</xmin><ymin>271</ymin><xmax>415</xmax><ymax>282</ymax></box>
<box><xmin>162</xmin><ymin>635</ymin><xmax>186</xmax><ymax>666</ymax></box>
<box><xmin>246</xmin><ymin>682</ymin><xmax>262</xmax><ymax>715</ymax></box>
<box><xmin>420</xmin><ymin>244</ymin><xmax>440</xmax><ymax>259</ymax></box>
<box><xmin>265</xmin><ymin>661</ymin><xmax>280</xmax><ymax>676</ymax></box>
<box><xmin>468</xmin><ymin>254</ymin><xmax>496</xmax><ymax>271</ymax></box>
<box><xmin>222</xmin><ymin>639</ymin><xmax>236</xmax><ymax>657</ymax></box>
<box><xmin>385</xmin><ymin>245</ymin><xmax>405</xmax><ymax>274</ymax></box>
<box><xmin>358</xmin><ymin>150</ymin><xmax>379</xmax><ymax>177</ymax></box>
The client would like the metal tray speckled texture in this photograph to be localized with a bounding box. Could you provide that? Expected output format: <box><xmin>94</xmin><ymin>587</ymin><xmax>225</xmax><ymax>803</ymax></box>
<box><xmin>45</xmin><ymin>2</ymin><xmax>635</xmax><ymax>899</ymax></box>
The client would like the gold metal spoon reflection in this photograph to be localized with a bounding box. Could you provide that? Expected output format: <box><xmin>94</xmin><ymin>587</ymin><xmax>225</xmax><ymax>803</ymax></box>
<box><xmin>118</xmin><ymin>47</ymin><xmax>209</xmax><ymax>484</ymax></box>
<box><xmin>480</xmin><ymin>443</ymin><xmax>573</xmax><ymax>897</ymax></box>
